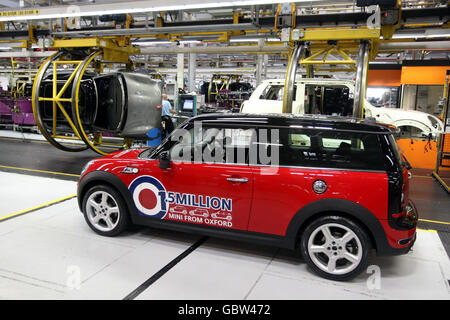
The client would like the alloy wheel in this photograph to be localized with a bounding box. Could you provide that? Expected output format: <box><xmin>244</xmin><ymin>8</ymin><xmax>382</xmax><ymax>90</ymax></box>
<box><xmin>307</xmin><ymin>223</ymin><xmax>363</xmax><ymax>276</ymax></box>
<box><xmin>85</xmin><ymin>190</ymin><xmax>120</xmax><ymax>232</ymax></box>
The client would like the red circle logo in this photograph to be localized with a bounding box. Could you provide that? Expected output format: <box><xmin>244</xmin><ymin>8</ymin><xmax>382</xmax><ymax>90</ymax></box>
<box><xmin>138</xmin><ymin>188</ymin><xmax>158</xmax><ymax>210</ymax></box>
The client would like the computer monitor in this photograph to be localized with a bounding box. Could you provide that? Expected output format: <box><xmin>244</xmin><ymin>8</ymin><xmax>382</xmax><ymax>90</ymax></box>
<box><xmin>182</xmin><ymin>99</ymin><xmax>194</xmax><ymax>111</ymax></box>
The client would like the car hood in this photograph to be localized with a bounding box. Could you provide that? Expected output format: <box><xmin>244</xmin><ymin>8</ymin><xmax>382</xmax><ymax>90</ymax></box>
<box><xmin>365</xmin><ymin>105</ymin><xmax>443</xmax><ymax>132</ymax></box>
<box><xmin>104</xmin><ymin>148</ymin><xmax>144</xmax><ymax>160</ymax></box>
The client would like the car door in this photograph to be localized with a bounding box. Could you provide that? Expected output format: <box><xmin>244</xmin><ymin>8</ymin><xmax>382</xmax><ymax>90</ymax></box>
<box><xmin>133</xmin><ymin>123</ymin><xmax>254</xmax><ymax>231</ymax></box>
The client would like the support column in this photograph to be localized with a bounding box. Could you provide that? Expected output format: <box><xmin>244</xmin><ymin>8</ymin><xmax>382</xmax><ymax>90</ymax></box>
<box><xmin>188</xmin><ymin>43</ymin><xmax>196</xmax><ymax>92</ymax></box>
<box><xmin>263</xmin><ymin>54</ymin><xmax>268</xmax><ymax>80</ymax></box>
<box><xmin>304</xmin><ymin>46</ymin><xmax>315</xmax><ymax>113</ymax></box>
<box><xmin>175</xmin><ymin>52</ymin><xmax>184</xmax><ymax>110</ymax></box>
<box><xmin>255</xmin><ymin>39</ymin><xmax>264</xmax><ymax>86</ymax></box>
<box><xmin>176</xmin><ymin>52</ymin><xmax>184</xmax><ymax>91</ymax></box>
<box><xmin>352</xmin><ymin>40</ymin><xmax>370</xmax><ymax>119</ymax></box>
<box><xmin>175</xmin><ymin>11</ymin><xmax>185</xmax><ymax>110</ymax></box>
<box><xmin>305</xmin><ymin>47</ymin><xmax>314</xmax><ymax>78</ymax></box>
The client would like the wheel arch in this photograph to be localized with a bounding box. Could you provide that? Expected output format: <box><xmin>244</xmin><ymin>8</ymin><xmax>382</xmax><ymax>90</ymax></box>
<box><xmin>77</xmin><ymin>170</ymin><xmax>137</xmax><ymax>218</ymax></box>
<box><xmin>285</xmin><ymin>198</ymin><xmax>388</xmax><ymax>253</ymax></box>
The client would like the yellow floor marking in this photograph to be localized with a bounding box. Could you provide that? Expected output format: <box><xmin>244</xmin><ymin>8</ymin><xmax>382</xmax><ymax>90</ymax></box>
<box><xmin>417</xmin><ymin>228</ymin><xmax>437</xmax><ymax>233</ymax></box>
<box><xmin>0</xmin><ymin>136</ymin><xmax>119</xmax><ymax>150</ymax></box>
<box><xmin>0</xmin><ymin>194</ymin><xmax>77</xmax><ymax>222</ymax></box>
<box><xmin>419</xmin><ymin>218</ymin><xmax>450</xmax><ymax>225</ymax></box>
<box><xmin>0</xmin><ymin>164</ymin><xmax>80</xmax><ymax>177</ymax></box>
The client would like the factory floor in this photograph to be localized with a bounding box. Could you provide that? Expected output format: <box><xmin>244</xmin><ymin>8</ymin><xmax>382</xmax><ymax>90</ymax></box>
<box><xmin>0</xmin><ymin>131</ymin><xmax>449</xmax><ymax>300</ymax></box>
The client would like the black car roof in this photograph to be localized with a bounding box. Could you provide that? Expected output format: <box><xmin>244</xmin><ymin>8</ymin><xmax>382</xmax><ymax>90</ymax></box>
<box><xmin>189</xmin><ymin>113</ymin><xmax>395</xmax><ymax>134</ymax></box>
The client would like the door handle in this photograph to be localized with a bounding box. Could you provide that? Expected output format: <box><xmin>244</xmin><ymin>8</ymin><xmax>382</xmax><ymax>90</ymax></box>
<box><xmin>226</xmin><ymin>177</ymin><xmax>248</xmax><ymax>183</ymax></box>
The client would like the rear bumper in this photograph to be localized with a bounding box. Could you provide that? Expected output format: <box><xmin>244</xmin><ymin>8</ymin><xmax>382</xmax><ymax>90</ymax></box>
<box><xmin>376</xmin><ymin>200</ymin><xmax>418</xmax><ymax>256</ymax></box>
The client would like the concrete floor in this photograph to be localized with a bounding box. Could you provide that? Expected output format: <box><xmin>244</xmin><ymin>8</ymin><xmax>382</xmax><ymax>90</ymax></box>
<box><xmin>0</xmin><ymin>171</ymin><xmax>449</xmax><ymax>300</ymax></box>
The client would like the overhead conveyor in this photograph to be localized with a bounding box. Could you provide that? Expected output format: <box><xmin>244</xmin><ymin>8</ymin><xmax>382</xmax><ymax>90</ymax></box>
<box><xmin>279</xmin><ymin>2</ymin><xmax>382</xmax><ymax>118</ymax></box>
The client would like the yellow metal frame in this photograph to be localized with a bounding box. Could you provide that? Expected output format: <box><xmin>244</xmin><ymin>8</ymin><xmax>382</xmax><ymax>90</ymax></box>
<box><xmin>73</xmin><ymin>50</ymin><xmax>114</xmax><ymax>155</ymax></box>
<box><xmin>51</xmin><ymin>37</ymin><xmax>139</xmax><ymax>63</ymax></box>
<box><xmin>300</xmin><ymin>46</ymin><xmax>356</xmax><ymax>72</ymax></box>
<box><xmin>299</xmin><ymin>28</ymin><xmax>380</xmax><ymax>41</ymax></box>
<box><xmin>207</xmin><ymin>74</ymin><xmax>240</xmax><ymax>103</ymax></box>
<box><xmin>13</xmin><ymin>80</ymin><xmax>27</xmax><ymax>98</ymax></box>
<box><xmin>37</xmin><ymin>59</ymin><xmax>84</xmax><ymax>141</ymax></box>
<box><xmin>32</xmin><ymin>47</ymin><xmax>134</xmax><ymax>154</ymax></box>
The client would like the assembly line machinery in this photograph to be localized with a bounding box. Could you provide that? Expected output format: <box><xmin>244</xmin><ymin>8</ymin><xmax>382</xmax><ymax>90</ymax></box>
<box><xmin>203</xmin><ymin>74</ymin><xmax>253</xmax><ymax>110</ymax></box>
<box><xmin>0</xmin><ymin>0</ymin><xmax>447</xmax><ymax>154</ymax></box>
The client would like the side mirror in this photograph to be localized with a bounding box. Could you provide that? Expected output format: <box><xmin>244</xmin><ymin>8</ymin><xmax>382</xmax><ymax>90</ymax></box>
<box><xmin>158</xmin><ymin>151</ymin><xmax>171</xmax><ymax>169</ymax></box>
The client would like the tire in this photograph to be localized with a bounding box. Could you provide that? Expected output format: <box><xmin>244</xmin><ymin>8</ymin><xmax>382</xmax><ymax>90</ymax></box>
<box><xmin>82</xmin><ymin>184</ymin><xmax>130</xmax><ymax>236</ymax></box>
<box><xmin>300</xmin><ymin>215</ymin><xmax>371</xmax><ymax>281</ymax></box>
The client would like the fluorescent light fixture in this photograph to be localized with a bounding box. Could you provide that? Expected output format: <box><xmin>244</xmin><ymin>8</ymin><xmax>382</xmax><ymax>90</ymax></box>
<box><xmin>230</xmin><ymin>37</ymin><xmax>281</xmax><ymax>42</ymax></box>
<box><xmin>132</xmin><ymin>41</ymin><xmax>173</xmax><ymax>46</ymax></box>
<box><xmin>132</xmin><ymin>40</ymin><xmax>201</xmax><ymax>46</ymax></box>
<box><xmin>0</xmin><ymin>0</ymin><xmax>320</xmax><ymax>22</ymax></box>
<box><xmin>392</xmin><ymin>30</ymin><xmax>450</xmax><ymax>39</ymax></box>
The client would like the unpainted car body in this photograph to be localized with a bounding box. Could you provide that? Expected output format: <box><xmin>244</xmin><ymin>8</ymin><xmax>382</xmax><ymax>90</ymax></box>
<box><xmin>39</xmin><ymin>71</ymin><xmax>162</xmax><ymax>139</ymax></box>
<box><xmin>240</xmin><ymin>79</ymin><xmax>443</xmax><ymax>139</ymax></box>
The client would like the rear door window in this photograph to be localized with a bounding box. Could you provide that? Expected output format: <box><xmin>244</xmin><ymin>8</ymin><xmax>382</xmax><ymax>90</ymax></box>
<box><xmin>304</xmin><ymin>85</ymin><xmax>353</xmax><ymax>116</ymax></box>
<box><xmin>259</xmin><ymin>85</ymin><xmax>297</xmax><ymax>101</ymax></box>
<box><xmin>280</xmin><ymin>129</ymin><xmax>385</xmax><ymax>171</ymax></box>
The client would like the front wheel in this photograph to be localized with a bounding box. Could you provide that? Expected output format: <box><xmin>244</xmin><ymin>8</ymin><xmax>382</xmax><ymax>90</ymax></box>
<box><xmin>82</xmin><ymin>184</ymin><xmax>129</xmax><ymax>236</ymax></box>
<box><xmin>300</xmin><ymin>215</ymin><xmax>371</xmax><ymax>281</ymax></box>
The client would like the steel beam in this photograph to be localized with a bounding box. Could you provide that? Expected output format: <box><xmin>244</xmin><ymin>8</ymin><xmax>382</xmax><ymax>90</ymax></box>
<box><xmin>352</xmin><ymin>40</ymin><xmax>370</xmax><ymax>119</ymax></box>
<box><xmin>188</xmin><ymin>43</ymin><xmax>196</xmax><ymax>92</ymax></box>
<box><xmin>52</xmin><ymin>23</ymin><xmax>259</xmax><ymax>38</ymax></box>
<box><xmin>282</xmin><ymin>41</ymin><xmax>306</xmax><ymax>114</ymax></box>
<box><xmin>139</xmin><ymin>44</ymin><xmax>288</xmax><ymax>54</ymax></box>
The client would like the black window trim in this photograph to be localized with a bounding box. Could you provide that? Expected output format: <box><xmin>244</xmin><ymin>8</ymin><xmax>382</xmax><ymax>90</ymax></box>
<box><xmin>145</xmin><ymin>121</ymin><xmax>257</xmax><ymax>164</ymax></box>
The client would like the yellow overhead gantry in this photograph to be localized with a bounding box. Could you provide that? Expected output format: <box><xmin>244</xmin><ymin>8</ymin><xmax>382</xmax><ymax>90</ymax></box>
<box><xmin>21</xmin><ymin>0</ymin><xmax>446</xmax><ymax>154</ymax></box>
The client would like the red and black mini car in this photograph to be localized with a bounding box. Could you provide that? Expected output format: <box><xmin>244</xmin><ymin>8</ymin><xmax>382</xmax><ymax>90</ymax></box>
<box><xmin>77</xmin><ymin>113</ymin><xmax>418</xmax><ymax>280</ymax></box>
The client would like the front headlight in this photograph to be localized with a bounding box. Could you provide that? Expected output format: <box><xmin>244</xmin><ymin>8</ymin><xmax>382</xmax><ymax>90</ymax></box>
<box><xmin>80</xmin><ymin>160</ymin><xmax>94</xmax><ymax>176</ymax></box>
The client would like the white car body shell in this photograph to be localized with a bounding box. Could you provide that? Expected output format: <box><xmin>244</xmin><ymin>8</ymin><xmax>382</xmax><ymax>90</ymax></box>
<box><xmin>240</xmin><ymin>79</ymin><xmax>443</xmax><ymax>139</ymax></box>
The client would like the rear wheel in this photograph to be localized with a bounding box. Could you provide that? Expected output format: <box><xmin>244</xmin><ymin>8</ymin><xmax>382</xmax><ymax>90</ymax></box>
<box><xmin>82</xmin><ymin>184</ymin><xmax>129</xmax><ymax>236</ymax></box>
<box><xmin>300</xmin><ymin>215</ymin><xmax>371</xmax><ymax>281</ymax></box>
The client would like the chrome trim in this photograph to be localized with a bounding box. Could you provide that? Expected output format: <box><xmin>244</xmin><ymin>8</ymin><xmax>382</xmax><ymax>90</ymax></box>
<box><xmin>151</xmin><ymin>158</ymin><xmax>386</xmax><ymax>174</ymax></box>
<box><xmin>226</xmin><ymin>177</ymin><xmax>249</xmax><ymax>183</ymax></box>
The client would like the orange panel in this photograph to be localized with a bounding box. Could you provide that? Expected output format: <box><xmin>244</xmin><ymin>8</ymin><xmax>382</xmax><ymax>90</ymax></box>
<box><xmin>401</xmin><ymin>66</ymin><xmax>450</xmax><ymax>85</ymax></box>
<box><xmin>397</xmin><ymin>139</ymin><xmax>437</xmax><ymax>170</ymax></box>
<box><xmin>368</xmin><ymin>69</ymin><xmax>401</xmax><ymax>87</ymax></box>
<box><xmin>440</xmin><ymin>133</ymin><xmax>450</xmax><ymax>167</ymax></box>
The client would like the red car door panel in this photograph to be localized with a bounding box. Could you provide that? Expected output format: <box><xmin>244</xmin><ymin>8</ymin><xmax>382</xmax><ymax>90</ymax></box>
<box><xmin>248</xmin><ymin>167</ymin><xmax>388</xmax><ymax>236</ymax></box>
<box><xmin>130</xmin><ymin>160</ymin><xmax>253</xmax><ymax>231</ymax></box>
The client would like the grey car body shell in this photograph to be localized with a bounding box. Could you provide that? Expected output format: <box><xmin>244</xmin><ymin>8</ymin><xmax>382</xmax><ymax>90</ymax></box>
<box><xmin>118</xmin><ymin>72</ymin><xmax>163</xmax><ymax>138</ymax></box>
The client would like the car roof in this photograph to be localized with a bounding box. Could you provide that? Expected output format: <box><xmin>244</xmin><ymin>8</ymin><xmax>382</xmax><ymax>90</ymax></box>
<box><xmin>189</xmin><ymin>113</ymin><xmax>395</xmax><ymax>134</ymax></box>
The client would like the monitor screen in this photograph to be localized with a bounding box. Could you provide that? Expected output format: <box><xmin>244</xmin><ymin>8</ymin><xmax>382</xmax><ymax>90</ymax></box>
<box><xmin>182</xmin><ymin>99</ymin><xmax>194</xmax><ymax>111</ymax></box>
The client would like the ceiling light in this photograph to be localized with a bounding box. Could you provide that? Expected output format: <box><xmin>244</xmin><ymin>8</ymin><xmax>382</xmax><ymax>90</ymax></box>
<box><xmin>230</xmin><ymin>37</ymin><xmax>280</xmax><ymax>42</ymax></box>
<box><xmin>132</xmin><ymin>40</ymin><xmax>201</xmax><ymax>46</ymax></box>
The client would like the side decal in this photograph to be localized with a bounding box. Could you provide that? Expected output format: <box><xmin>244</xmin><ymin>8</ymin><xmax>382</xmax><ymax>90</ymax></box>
<box><xmin>129</xmin><ymin>176</ymin><xmax>168</xmax><ymax>219</ymax></box>
<box><xmin>128</xmin><ymin>175</ymin><xmax>234</xmax><ymax>227</ymax></box>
